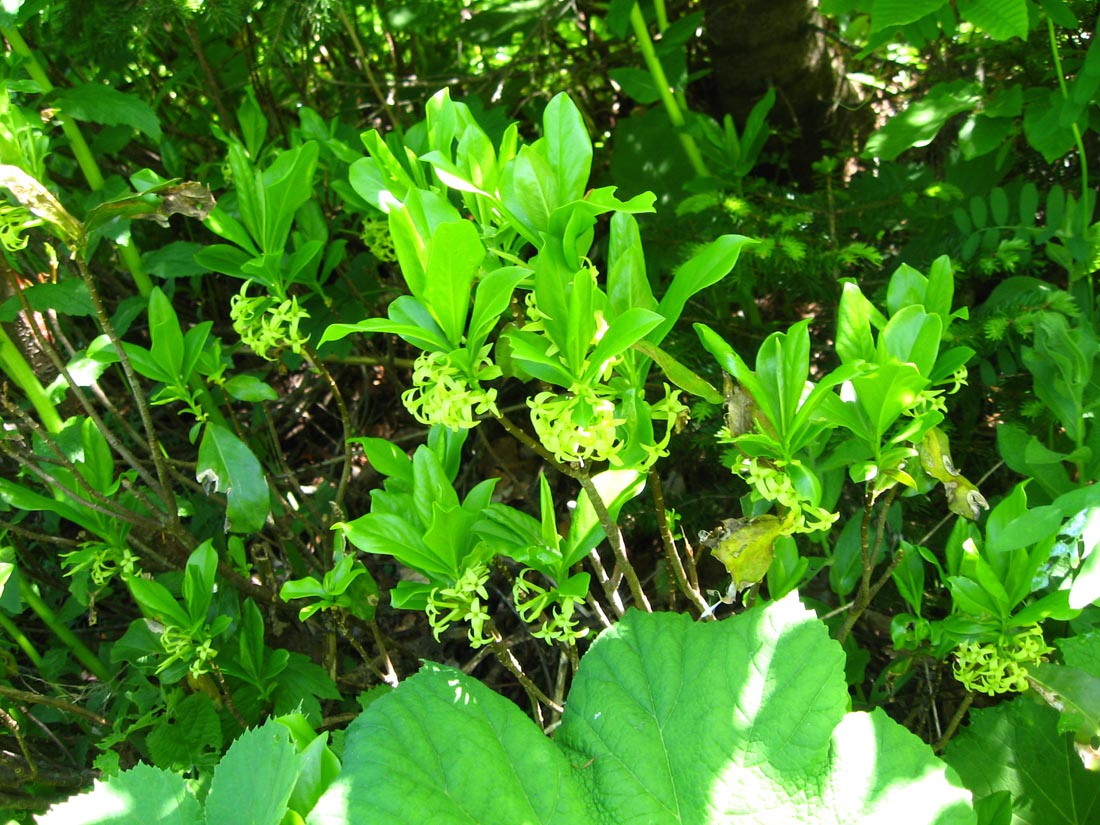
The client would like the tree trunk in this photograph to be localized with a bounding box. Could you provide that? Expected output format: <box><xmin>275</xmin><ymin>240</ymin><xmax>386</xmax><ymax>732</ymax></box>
<box><xmin>703</xmin><ymin>0</ymin><xmax>858</xmax><ymax>180</ymax></box>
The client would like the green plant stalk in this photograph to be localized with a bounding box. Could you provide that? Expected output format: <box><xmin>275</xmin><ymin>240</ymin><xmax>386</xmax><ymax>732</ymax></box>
<box><xmin>2</xmin><ymin>26</ymin><xmax>153</xmax><ymax>296</ymax></box>
<box><xmin>18</xmin><ymin>578</ymin><xmax>110</xmax><ymax>682</ymax></box>
<box><xmin>1047</xmin><ymin>17</ymin><xmax>1094</xmax><ymax>321</ymax></box>
<box><xmin>0</xmin><ymin>325</ymin><xmax>62</xmax><ymax>433</ymax></box>
<box><xmin>0</xmin><ymin>609</ymin><xmax>44</xmax><ymax>670</ymax></box>
<box><xmin>628</xmin><ymin>3</ymin><xmax>709</xmax><ymax>179</ymax></box>
<box><xmin>647</xmin><ymin>0</ymin><xmax>693</xmax><ymax>126</ymax></box>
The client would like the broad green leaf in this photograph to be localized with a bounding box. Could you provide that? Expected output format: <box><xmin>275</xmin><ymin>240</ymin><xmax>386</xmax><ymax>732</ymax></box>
<box><xmin>205</xmin><ymin>719</ymin><xmax>301</xmax><ymax>825</ymax></box>
<box><xmin>127</xmin><ymin>577</ymin><xmax>191</xmax><ymax>628</ymax></box>
<box><xmin>423</xmin><ymin>220</ymin><xmax>484</xmax><ymax>346</ymax></box>
<box><xmin>78</xmin><ymin>416</ymin><xmax>115</xmax><ymax>494</ymax></box>
<box><xmin>607</xmin><ymin>212</ymin><xmax>657</xmax><ymax>316</ymax></box>
<box><xmin>1029</xmin><ymin>663</ymin><xmax>1100</xmax><ymax>743</ymax></box>
<box><xmin>754</xmin><ymin>320</ymin><xmax>811</xmax><ymax>438</ymax></box>
<box><xmin>541</xmin><ymin>92</ymin><xmax>592</xmax><ymax>205</ymax></box>
<box><xmin>182</xmin><ymin>540</ymin><xmax>218</xmax><ymax>626</ymax></box>
<box><xmin>958</xmin><ymin>0</ymin><xmax>1030</xmax><ymax>40</ymax></box>
<box><xmin>192</xmin><ymin>243</ymin><xmax>253</xmax><ymax>278</ymax></box>
<box><xmin>223</xmin><ymin>374</ymin><xmax>279</xmax><ymax>402</ymax></box>
<box><xmin>197</xmin><ymin>424</ymin><xmax>271</xmax><ymax>534</ymax></box>
<box><xmin>583</xmin><ymin>308</ymin><xmax>663</xmax><ymax>381</ymax></box>
<box><xmin>310</xmin><ymin>597</ymin><xmax>974</xmax><ymax>824</ymax></box>
<box><xmin>147</xmin><ymin>287</ymin><xmax>184</xmax><ymax>382</ymax></box>
<box><xmin>864</xmin><ymin>81</ymin><xmax>983</xmax><ymax>161</ymax></box>
<box><xmin>879</xmin><ymin>306</ymin><xmax>942</xmax><ymax>376</ymax></box>
<box><xmin>500</xmin><ymin>145</ymin><xmax>558</xmax><ymax>237</ymax></box>
<box><xmin>147</xmin><ymin>693</ymin><xmax>222</xmax><ymax>771</ymax></box>
<box><xmin>468</xmin><ymin>266</ymin><xmax>527</xmax><ymax>349</ymax></box>
<box><xmin>946</xmin><ymin>699</ymin><xmax>1100</xmax><ymax>824</ymax></box>
<box><xmin>308</xmin><ymin>662</ymin><xmax>591</xmax><ymax>825</ymax></box>
<box><xmin>652</xmin><ymin>235</ymin><xmax>756</xmax><ymax>346</ymax></box>
<box><xmin>258</xmin><ymin>141</ymin><xmax>319</xmax><ymax>254</ymax></box>
<box><xmin>836</xmin><ymin>281</ymin><xmax>883</xmax><ymax>365</ymax></box>
<box><xmin>39</xmin><ymin>762</ymin><xmax>201</xmax><ymax>825</ymax></box>
<box><xmin>338</xmin><ymin>512</ymin><xmax>451</xmax><ymax>579</ymax></box>
<box><xmin>871</xmin><ymin>0</ymin><xmax>949</xmax><ymax>30</ymax></box>
<box><xmin>351</xmin><ymin>437</ymin><xmax>413</xmax><ymax>484</ymax></box>
<box><xmin>56</xmin><ymin>83</ymin><xmax>162</xmax><ymax>141</ymax></box>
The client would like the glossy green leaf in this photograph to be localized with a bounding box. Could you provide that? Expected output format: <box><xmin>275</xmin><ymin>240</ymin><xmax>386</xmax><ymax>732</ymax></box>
<box><xmin>607</xmin><ymin>212</ymin><xmax>657</xmax><ymax>316</ymax></box>
<box><xmin>652</xmin><ymin>234</ymin><xmax>755</xmax><ymax>346</ymax></box>
<box><xmin>423</xmin><ymin>220</ymin><xmax>484</xmax><ymax>346</ymax></box>
<box><xmin>128</xmin><ymin>576</ymin><xmax>191</xmax><ymax>628</ymax></box>
<box><xmin>542</xmin><ymin>92</ymin><xmax>592</xmax><ymax>205</ymax></box>
<box><xmin>197</xmin><ymin>424</ymin><xmax>271</xmax><ymax>534</ymax></box>
<box><xmin>147</xmin><ymin>287</ymin><xmax>184</xmax><ymax>381</ymax></box>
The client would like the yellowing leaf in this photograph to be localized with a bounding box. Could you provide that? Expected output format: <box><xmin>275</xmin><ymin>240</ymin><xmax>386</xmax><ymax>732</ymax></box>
<box><xmin>703</xmin><ymin>515</ymin><xmax>785</xmax><ymax>591</ymax></box>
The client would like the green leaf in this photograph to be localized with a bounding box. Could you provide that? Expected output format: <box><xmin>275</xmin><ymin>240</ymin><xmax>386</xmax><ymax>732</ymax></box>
<box><xmin>205</xmin><ymin>719</ymin><xmax>301</xmax><ymax>825</ymax></box>
<box><xmin>182</xmin><ymin>540</ymin><xmax>218</xmax><ymax>626</ymax></box>
<box><xmin>468</xmin><ymin>266</ymin><xmax>526</xmax><ymax>349</ymax></box>
<box><xmin>147</xmin><ymin>693</ymin><xmax>222</xmax><ymax>771</ymax></box>
<box><xmin>864</xmin><ymin>81</ymin><xmax>983</xmax><ymax>161</ymax></box>
<box><xmin>871</xmin><ymin>0</ymin><xmax>949</xmax><ymax>30</ymax></box>
<box><xmin>946</xmin><ymin>699</ymin><xmax>1100</xmax><ymax>823</ymax></box>
<box><xmin>127</xmin><ymin>577</ymin><xmax>191</xmax><ymax>628</ymax></box>
<box><xmin>197</xmin><ymin>424</ymin><xmax>271</xmax><ymax>534</ymax></box>
<box><xmin>652</xmin><ymin>235</ymin><xmax>756</xmax><ymax>346</ymax></box>
<box><xmin>223</xmin><ymin>374</ymin><xmax>279</xmax><ymax>402</ymax></box>
<box><xmin>56</xmin><ymin>83</ymin><xmax>162</xmax><ymax>141</ymax></box>
<box><xmin>309</xmin><ymin>661</ymin><xmax>591</xmax><ymax>824</ymax></box>
<box><xmin>311</xmin><ymin>596</ymin><xmax>975</xmax><ymax>824</ymax></box>
<box><xmin>147</xmin><ymin>288</ymin><xmax>184</xmax><ymax>380</ymax></box>
<box><xmin>630</xmin><ymin>339</ymin><xmax>722</xmax><ymax>403</ymax></box>
<box><xmin>38</xmin><ymin>762</ymin><xmax>201</xmax><ymax>824</ymax></box>
<box><xmin>541</xmin><ymin>93</ymin><xmax>593</xmax><ymax>205</ymax></box>
<box><xmin>422</xmin><ymin>220</ymin><xmax>484</xmax><ymax>345</ymax></box>
<box><xmin>1029</xmin><ymin>663</ymin><xmax>1100</xmax><ymax>742</ymax></box>
<box><xmin>836</xmin><ymin>281</ymin><xmax>884</xmax><ymax>365</ymax></box>
<box><xmin>958</xmin><ymin>0</ymin><xmax>1030</xmax><ymax>39</ymax></box>
<box><xmin>607</xmin><ymin>212</ymin><xmax>657</xmax><ymax>316</ymax></box>
<box><xmin>583</xmin><ymin>308</ymin><xmax>663</xmax><ymax>381</ymax></box>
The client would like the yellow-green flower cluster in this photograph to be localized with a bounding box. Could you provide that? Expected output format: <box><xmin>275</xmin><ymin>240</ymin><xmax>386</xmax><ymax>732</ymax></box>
<box><xmin>160</xmin><ymin>625</ymin><xmax>219</xmax><ymax>679</ymax></box>
<box><xmin>738</xmin><ymin>457</ymin><xmax>839</xmax><ymax>533</ymax></box>
<box><xmin>62</xmin><ymin>540</ymin><xmax>139</xmax><ymax>588</ymax></box>
<box><xmin>361</xmin><ymin>217</ymin><xmax>397</xmax><ymax>262</ymax></box>
<box><xmin>229</xmin><ymin>281</ymin><xmax>310</xmax><ymax>360</ymax></box>
<box><xmin>514</xmin><ymin>572</ymin><xmax>589</xmax><ymax>645</ymax></box>
<box><xmin>425</xmin><ymin>563</ymin><xmax>493</xmax><ymax>648</ymax></box>
<box><xmin>909</xmin><ymin>366</ymin><xmax>969</xmax><ymax>417</ymax></box>
<box><xmin>402</xmin><ymin>347</ymin><xmax>500</xmax><ymax>430</ymax></box>
<box><xmin>529</xmin><ymin>383</ymin><xmax>624</xmax><ymax>466</ymax></box>
<box><xmin>953</xmin><ymin>624</ymin><xmax>1052</xmax><ymax>696</ymax></box>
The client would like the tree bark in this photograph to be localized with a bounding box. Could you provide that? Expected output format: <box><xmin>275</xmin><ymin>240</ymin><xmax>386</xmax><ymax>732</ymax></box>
<box><xmin>703</xmin><ymin>0</ymin><xmax>858</xmax><ymax>180</ymax></box>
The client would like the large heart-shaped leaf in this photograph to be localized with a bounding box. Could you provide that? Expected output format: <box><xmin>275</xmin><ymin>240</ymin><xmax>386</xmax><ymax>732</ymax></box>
<box><xmin>309</xmin><ymin>595</ymin><xmax>975</xmax><ymax>824</ymax></box>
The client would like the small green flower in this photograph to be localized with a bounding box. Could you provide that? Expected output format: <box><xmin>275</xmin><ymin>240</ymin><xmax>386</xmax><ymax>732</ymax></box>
<box><xmin>361</xmin><ymin>216</ymin><xmax>397</xmax><ymax>262</ymax></box>
<box><xmin>401</xmin><ymin>346</ymin><xmax>500</xmax><ymax>430</ymax></box>
<box><xmin>229</xmin><ymin>280</ymin><xmax>311</xmax><ymax>360</ymax></box>
<box><xmin>513</xmin><ymin>571</ymin><xmax>588</xmax><ymax>645</ymax></box>
<box><xmin>953</xmin><ymin>624</ymin><xmax>1052</xmax><ymax>696</ymax></box>
<box><xmin>738</xmin><ymin>457</ymin><xmax>838</xmax><ymax>533</ymax></box>
<box><xmin>425</xmin><ymin>563</ymin><xmax>494</xmax><ymax>648</ymax></box>
<box><xmin>529</xmin><ymin>383</ymin><xmax>624</xmax><ymax>466</ymax></box>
